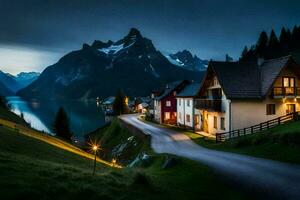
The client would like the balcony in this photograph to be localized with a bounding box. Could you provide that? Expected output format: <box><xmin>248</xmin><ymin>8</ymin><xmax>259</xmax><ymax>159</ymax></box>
<box><xmin>272</xmin><ymin>87</ymin><xmax>300</xmax><ymax>98</ymax></box>
<box><xmin>194</xmin><ymin>99</ymin><xmax>223</xmax><ymax>112</ymax></box>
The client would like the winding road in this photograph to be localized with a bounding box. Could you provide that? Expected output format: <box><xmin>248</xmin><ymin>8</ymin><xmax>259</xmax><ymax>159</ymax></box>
<box><xmin>120</xmin><ymin>114</ymin><xmax>300</xmax><ymax>199</ymax></box>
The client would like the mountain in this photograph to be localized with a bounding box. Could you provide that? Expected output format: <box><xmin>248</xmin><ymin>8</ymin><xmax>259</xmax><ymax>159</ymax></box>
<box><xmin>164</xmin><ymin>50</ymin><xmax>208</xmax><ymax>71</ymax></box>
<box><xmin>14</xmin><ymin>72</ymin><xmax>40</xmax><ymax>89</ymax></box>
<box><xmin>18</xmin><ymin>28</ymin><xmax>204</xmax><ymax>100</ymax></box>
<box><xmin>0</xmin><ymin>81</ymin><xmax>13</xmax><ymax>96</ymax></box>
<box><xmin>0</xmin><ymin>71</ymin><xmax>40</xmax><ymax>94</ymax></box>
<box><xmin>0</xmin><ymin>71</ymin><xmax>21</xmax><ymax>93</ymax></box>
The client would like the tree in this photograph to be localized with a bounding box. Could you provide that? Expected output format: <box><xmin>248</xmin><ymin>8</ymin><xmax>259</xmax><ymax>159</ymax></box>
<box><xmin>279</xmin><ymin>27</ymin><xmax>290</xmax><ymax>56</ymax></box>
<box><xmin>113</xmin><ymin>90</ymin><xmax>128</xmax><ymax>115</ymax></box>
<box><xmin>266</xmin><ymin>29</ymin><xmax>280</xmax><ymax>59</ymax></box>
<box><xmin>0</xmin><ymin>96</ymin><xmax>7</xmax><ymax>109</ymax></box>
<box><xmin>53</xmin><ymin>107</ymin><xmax>72</xmax><ymax>141</ymax></box>
<box><xmin>240</xmin><ymin>46</ymin><xmax>249</xmax><ymax>61</ymax></box>
<box><xmin>255</xmin><ymin>31</ymin><xmax>268</xmax><ymax>57</ymax></box>
<box><xmin>225</xmin><ymin>54</ymin><xmax>233</xmax><ymax>62</ymax></box>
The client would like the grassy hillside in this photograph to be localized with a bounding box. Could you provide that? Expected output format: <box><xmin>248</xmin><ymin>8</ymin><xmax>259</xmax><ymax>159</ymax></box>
<box><xmin>0</xmin><ymin>106</ymin><xmax>28</xmax><ymax>125</ymax></box>
<box><xmin>184</xmin><ymin>122</ymin><xmax>300</xmax><ymax>164</ymax></box>
<box><xmin>0</xmin><ymin>109</ymin><xmax>250</xmax><ymax>199</ymax></box>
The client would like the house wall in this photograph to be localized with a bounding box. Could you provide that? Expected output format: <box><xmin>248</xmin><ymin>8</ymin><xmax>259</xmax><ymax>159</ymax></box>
<box><xmin>231</xmin><ymin>97</ymin><xmax>300</xmax><ymax>130</ymax></box>
<box><xmin>196</xmin><ymin>84</ymin><xmax>231</xmax><ymax>135</ymax></box>
<box><xmin>231</xmin><ymin>68</ymin><xmax>300</xmax><ymax>130</ymax></box>
<box><xmin>154</xmin><ymin>100</ymin><xmax>161</xmax><ymax>123</ymax></box>
<box><xmin>177</xmin><ymin>97</ymin><xmax>194</xmax><ymax>128</ymax></box>
<box><xmin>161</xmin><ymin>92</ymin><xmax>177</xmax><ymax>124</ymax></box>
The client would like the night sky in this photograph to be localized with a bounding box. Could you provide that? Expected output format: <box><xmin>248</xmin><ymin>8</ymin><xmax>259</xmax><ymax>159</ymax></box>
<box><xmin>0</xmin><ymin>0</ymin><xmax>300</xmax><ymax>74</ymax></box>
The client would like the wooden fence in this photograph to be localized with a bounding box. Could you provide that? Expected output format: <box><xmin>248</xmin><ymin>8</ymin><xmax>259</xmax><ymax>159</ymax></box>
<box><xmin>216</xmin><ymin>112</ymin><xmax>300</xmax><ymax>142</ymax></box>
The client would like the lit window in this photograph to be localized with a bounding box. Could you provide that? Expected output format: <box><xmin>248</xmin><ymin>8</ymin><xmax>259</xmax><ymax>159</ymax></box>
<box><xmin>165</xmin><ymin>112</ymin><xmax>170</xmax><ymax>120</ymax></box>
<box><xmin>166</xmin><ymin>101</ymin><xmax>171</xmax><ymax>107</ymax></box>
<box><xmin>221</xmin><ymin>117</ymin><xmax>225</xmax><ymax>130</ymax></box>
<box><xmin>214</xmin><ymin>116</ymin><xmax>217</xmax><ymax>129</ymax></box>
<box><xmin>186</xmin><ymin>114</ymin><xmax>191</xmax><ymax>122</ymax></box>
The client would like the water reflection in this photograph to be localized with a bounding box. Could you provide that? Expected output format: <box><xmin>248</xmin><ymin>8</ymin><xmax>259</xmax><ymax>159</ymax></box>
<box><xmin>7</xmin><ymin>96</ymin><xmax>106</xmax><ymax>138</ymax></box>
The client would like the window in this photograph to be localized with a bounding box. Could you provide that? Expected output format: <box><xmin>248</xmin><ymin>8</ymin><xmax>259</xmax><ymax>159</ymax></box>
<box><xmin>221</xmin><ymin>117</ymin><xmax>225</xmax><ymax>130</ymax></box>
<box><xmin>178</xmin><ymin>99</ymin><xmax>181</xmax><ymax>106</ymax></box>
<box><xmin>283</xmin><ymin>77</ymin><xmax>295</xmax><ymax>87</ymax></box>
<box><xmin>187</xmin><ymin>99</ymin><xmax>190</xmax><ymax>107</ymax></box>
<box><xmin>195</xmin><ymin>115</ymin><xmax>200</xmax><ymax>125</ymax></box>
<box><xmin>266</xmin><ymin>104</ymin><xmax>276</xmax><ymax>115</ymax></box>
<box><xmin>166</xmin><ymin>101</ymin><xmax>171</xmax><ymax>107</ymax></box>
<box><xmin>286</xmin><ymin>104</ymin><xmax>296</xmax><ymax>114</ymax></box>
<box><xmin>186</xmin><ymin>114</ymin><xmax>191</xmax><ymax>123</ymax></box>
<box><xmin>213</xmin><ymin>77</ymin><xmax>218</xmax><ymax>86</ymax></box>
<box><xmin>165</xmin><ymin>112</ymin><xmax>170</xmax><ymax>120</ymax></box>
<box><xmin>213</xmin><ymin>116</ymin><xmax>217</xmax><ymax>129</ymax></box>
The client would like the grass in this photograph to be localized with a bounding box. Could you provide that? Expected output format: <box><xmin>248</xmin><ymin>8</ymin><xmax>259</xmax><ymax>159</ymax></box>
<box><xmin>0</xmin><ymin>108</ymin><xmax>251</xmax><ymax>199</ymax></box>
<box><xmin>182</xmin><ymin>121</ymin><xmax>300</xmax><ymax>165</ymax></box>
<box><xmin>87</xmin><ymin>118</ymin><xmax>150</xmax><ymax>165</ymax></box>
<box><xmin>0</xmin><ymin>106</ymin><xmax>28</xmax><ymax>125</ymax></box>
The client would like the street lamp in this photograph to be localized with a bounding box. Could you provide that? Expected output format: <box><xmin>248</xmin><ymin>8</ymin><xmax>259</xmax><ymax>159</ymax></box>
<box><xmin>112</xmin><ymin>158</ymin><xmax>116</xmax><ymax>167</ymax></box>
<box><xmin>92</xmin><ymin>145</ymin><xmax>99</xmax><ymax>175</ymax></box>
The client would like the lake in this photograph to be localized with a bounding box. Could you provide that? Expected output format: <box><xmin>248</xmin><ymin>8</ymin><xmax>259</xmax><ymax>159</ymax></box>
<box><xmin>6</xmin><ymin>96</ymin><xmax>107</xmax><ymax>141</ymax></box>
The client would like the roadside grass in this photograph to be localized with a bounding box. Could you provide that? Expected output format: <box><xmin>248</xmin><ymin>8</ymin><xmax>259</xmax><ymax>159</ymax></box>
<box><xmin>0</xmin><ymin>107</ymin><xmax>249</xmax><ymax>199</ymax></box>
<box><xmin>0</xmin><ymin>122</ymin><xmax>250</xmax><ymax>200</ymax></box>
<box><xmin>182</xmin><ymin>121</ymin><xmax>300</xmax><ymax>165</ymax></box>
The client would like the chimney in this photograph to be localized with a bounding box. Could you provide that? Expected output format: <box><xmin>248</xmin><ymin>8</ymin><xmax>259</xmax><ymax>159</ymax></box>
<box><xmin>257</xmin><ymin>57</ymin><xmax>264</xmax><ymax>66</ymax></box>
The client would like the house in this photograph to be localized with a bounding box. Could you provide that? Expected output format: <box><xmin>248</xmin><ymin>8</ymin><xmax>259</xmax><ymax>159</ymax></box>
<box><xmin>154</xmin><ymin>80</ymin><xmax>189</xmax><ymax>124</ymax></box>
<box><xmin>176</xmin><ymin>82</ymin><xmax>201</xmax><ymax>129</ymax></box>
<box><xmin>194</xmin><ymin>56</ymin><xmax>300</xmax><ymax>135</ymax></box>
<box><xmin>101</xmin><ymin>96</ymin><xmax>115</xmax><ymax>113</ymax></box>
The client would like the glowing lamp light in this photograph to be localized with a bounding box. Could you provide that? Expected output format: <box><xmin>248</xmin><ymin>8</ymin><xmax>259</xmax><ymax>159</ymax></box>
<box><xmin>92</xmin><ymin>145</ymin><xmax>98</xmax><ymax>151</ymax></box>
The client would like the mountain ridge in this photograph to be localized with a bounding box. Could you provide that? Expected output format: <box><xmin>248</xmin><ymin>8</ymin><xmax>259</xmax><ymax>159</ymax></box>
<box><xmin>18</xmin><ymin>28</ymin><xmax>204</xmax><ymax>100</ymax></box>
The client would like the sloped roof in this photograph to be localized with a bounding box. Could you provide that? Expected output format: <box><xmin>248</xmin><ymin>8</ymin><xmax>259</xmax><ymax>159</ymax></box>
<box><xmin>155</xmin><ymin>80</ymin><xmax>186</xmax><ymax>100</ymax></box>
<box><xmin>177</xmin><ymin>82</ymin><xmax>201</xmax><ymax>97</ymax></box>
<box><xmin>207</xmin><ymin>56</ymin><xmax>295</xmax><ymax>99</ymax></box>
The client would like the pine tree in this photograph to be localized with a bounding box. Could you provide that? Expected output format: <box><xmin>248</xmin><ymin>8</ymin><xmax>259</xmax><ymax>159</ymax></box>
<box><xmin>53</xmin><ymin>107</ymin><xmax>72</xmax><ymax>141</ymax></box>
<box><xmin>255</xmin><ymin>31</ymin><xmax>268</xmax><ymax>57</ymax></box>
<box><xmin>240</xmin><ymin>46</ymin><xmax>249</xmax><ymax>61</ymax></box>
<box><xmin>113</xmin><ymin>90</ymin><xmax>128</xmax><ymax>115</ymax></box>
<box><xmin>279</xmin><ymin>27</ymin><xmax>289</xmax><ymax>56</ymax></box>
<box><xmin>266</xmin><ymin>29</ymin><xmax>280</xmax><ymax>59</ymax></box>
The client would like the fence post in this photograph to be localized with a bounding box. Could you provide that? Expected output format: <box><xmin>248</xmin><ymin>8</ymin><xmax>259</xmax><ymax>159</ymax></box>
<box><xmin>260</xmin><ymin>123</ymin><xmax>262</xmax><ymax>131</ymax></box>
<box><xmin>278</xmin><ymin>117</ymin><xmax>281</xmax><ymax>125</ymax></box>
<box><xmin>251</xmin><ymin>126</ymin><xmax>253</xmax><ymax>134</ymax></box>
<box><xmin>238</xmin><ymin>130</ymin><xmax>240</xmax><ymax>137</ymax></box>
<box><xmin>244</xmin><ymin>128</ymin><xmax>246</xmax><ymax>135</ymax></box>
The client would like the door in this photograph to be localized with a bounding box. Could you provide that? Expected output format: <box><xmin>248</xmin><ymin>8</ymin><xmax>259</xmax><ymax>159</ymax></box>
<box><xmin>203</xmin><ymin>111</ymin><xmax>209</xmax><ymax>133</ymax></box>
<box><xmin>286</xmin><ymin>104</ymin><xmax>296</xmax><ymax>114</ymax></box>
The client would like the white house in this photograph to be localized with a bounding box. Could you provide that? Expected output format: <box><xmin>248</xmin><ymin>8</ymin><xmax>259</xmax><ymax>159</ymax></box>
<box><xmin>194</xmin><ymin>56</ymin><xmax>300</xmax><ymax>136</ymax></box>
<box><xmin>176</xmin><ymin>82</ymin><xmax>201</xmax><ymax>129</ymax></box>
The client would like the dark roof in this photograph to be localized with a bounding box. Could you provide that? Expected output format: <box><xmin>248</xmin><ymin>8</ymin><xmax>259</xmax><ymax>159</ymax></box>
<box><xmin>155</xmin><ymin>80</ymin><xmax>186</xmax><ymax>100</ymax></box>
<box><xmin>176</xmin><ymin>82</ymin><xmax>201</xmax><ymax>97</ymax></box>
<box><xmin>207</xmin><ymin>56</ymin><xmax>294</xmax><ymax>99</ymax></box>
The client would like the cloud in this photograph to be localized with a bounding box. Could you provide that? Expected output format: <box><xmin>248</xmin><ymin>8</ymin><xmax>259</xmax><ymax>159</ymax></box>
<box><xmin>0</xmin><ymin>45</ymin><xmax>62</xmax><ymax>75</ymax></box>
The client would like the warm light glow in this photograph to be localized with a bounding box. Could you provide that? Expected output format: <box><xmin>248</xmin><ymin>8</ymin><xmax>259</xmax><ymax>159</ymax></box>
<box><xmin>93</xmin><ymin>145</ymin><xmax>98</xmax><ymax>151</ymax></box>
<box><xmin>283</xmin><ymin>98</ymin><xmax>286</xmax><ymax>103</ymax></box>
<box><xmin>294</xmin><ymin>98</ymin><xmax>297</xmax><ymax>102</ymax></box>
<box><xmin>112</xmin><ymin>159</ymin><xmax>116</xmax><ymax>164</ymax></box>
<box><xmin>125</xmin><ymin>97</ymin><xmax>129</xmax><ymax>106</ymax></box>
